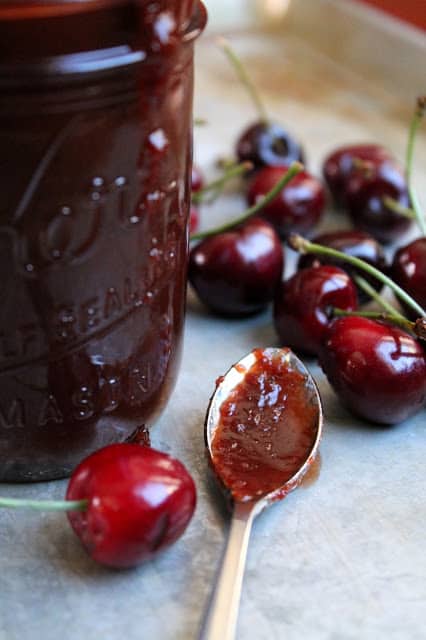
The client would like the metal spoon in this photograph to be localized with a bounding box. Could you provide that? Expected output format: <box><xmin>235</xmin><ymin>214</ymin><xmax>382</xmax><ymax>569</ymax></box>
<box><xmin>199</xmin><ymin>347</ymin><xmax>323</xmax><ymax>640</ymax></box>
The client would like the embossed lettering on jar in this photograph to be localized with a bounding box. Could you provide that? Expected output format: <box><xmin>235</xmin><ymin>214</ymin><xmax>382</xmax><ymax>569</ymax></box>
<box><xmin>0</xmin><ymin>0</ymin><xmax>206</xmax><ymax>481</ymax></box>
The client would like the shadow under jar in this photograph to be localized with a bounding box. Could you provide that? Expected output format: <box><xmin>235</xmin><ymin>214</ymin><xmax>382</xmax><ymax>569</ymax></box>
<box><xmin>0</xmin><ymin>0</ymin><xmax>206</xmax><ymax>481</ymax></box>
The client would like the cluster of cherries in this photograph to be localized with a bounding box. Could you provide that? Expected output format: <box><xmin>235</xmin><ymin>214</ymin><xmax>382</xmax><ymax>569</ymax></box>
<box><xmin>189</xmin><ymin>140</ymin><xmax>426</xmax><ymax>425</ymax></box>
<box><xmin>189</xmin><ymin>134</ymin><xmax>426</xmax><ymax>424</ymax></box>
<box><xmin>188</xmin><ymin>44</ymin><xmax>426</xmax><ymax>430</ymax></box>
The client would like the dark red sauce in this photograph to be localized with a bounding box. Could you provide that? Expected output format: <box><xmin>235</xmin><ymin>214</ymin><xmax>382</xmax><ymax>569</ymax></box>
<box><xmin>211</xmin><ymin>350</ymin><xmax>319</xmax><ymax>502</ymax></box>
<box><xmin>0</xmin><ymin>1</ymin><xmax>206</xmax><ymax>481</ymax></box>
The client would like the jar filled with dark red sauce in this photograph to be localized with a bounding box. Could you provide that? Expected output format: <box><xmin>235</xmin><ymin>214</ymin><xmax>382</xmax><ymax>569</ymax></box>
<box><xmin>0</xmin><ymin>0</ymin><xmax>207</xmax><ymax>481</ymax></box>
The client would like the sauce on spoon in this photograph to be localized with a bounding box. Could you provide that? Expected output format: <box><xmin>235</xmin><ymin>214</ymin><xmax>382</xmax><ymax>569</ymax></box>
<box><xmin>210</xmin><ymin>348</ymin><xmax>319</xmax><ymax>502</ymax></box>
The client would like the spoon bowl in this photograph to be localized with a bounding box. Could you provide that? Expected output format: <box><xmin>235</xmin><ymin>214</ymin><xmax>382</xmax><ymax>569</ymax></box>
<box><xmin>200</xmin><ymin>347</ymin><xmax>323</xmax><ymax>640</ymax></box>
<box><xmin>205</xmin><ymin>347</ymin><xmax>322</xmax><ymax>514</ymax></box>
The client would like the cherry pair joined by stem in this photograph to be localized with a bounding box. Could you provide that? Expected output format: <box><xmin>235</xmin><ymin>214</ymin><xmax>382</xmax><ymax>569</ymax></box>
<box><xmin>278</xmin><ymin>250</ymin><xmax>426</xmax><ymax>422</ymax></box>
<box><xmin>289</xmin><ymin>234</ymin><xmax>426</xmax><ymax>423</ymax></box>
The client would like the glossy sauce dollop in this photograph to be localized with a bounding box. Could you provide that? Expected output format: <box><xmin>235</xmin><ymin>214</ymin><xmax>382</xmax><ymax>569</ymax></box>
<box><xmin>211</xmin><ymin>349</ymin><xmax>319</xmax><ymax>502</ymax></box>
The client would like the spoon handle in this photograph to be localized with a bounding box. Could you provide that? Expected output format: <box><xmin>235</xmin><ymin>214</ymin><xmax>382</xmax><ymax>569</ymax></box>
<box><xmin>199</xmin><ymin>501</ymin><xmax>256</xmax><ymax>640</ymax></box>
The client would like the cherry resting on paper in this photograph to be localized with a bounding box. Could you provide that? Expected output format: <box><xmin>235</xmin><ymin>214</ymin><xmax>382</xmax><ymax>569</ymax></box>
<box><xmin>322</xmin><ymin>143</ymin><xmax>393</xmax><ymax>206</ymax></box>
<box><xmin>297</xmin><ymin>229</ymin><xmax>387</xmax><ymax>304</ymax></box>
<box><xmin>247</xmin><ymin>165</ymin><xmax>325</xmax><ymax>238</ymax></box>
<box><xmin>318</xmin><ymin>317</ymin><xmax>426</xmax><ymax>424</ymax></box>
<box><xmin>273</xmin><ymin>265</ymin><xmax>358</xmax><ymax>357</ymax></box>
<box><xmin>66</xmin><ymin>444</ymin><xmax>196</xmax><ymax>568</ymax></box>
<box><xmin>236</xmin><ymin>122</ymin><xmax>304</xmax><ymax>172</ymax></box>
<box><xmin>188</xmin><ymin>217</ymin><xmax>283</xmax><ymax>317</ymax></box>
<box><xmin>345</xmin><ymin>159</ymin><xmax>412</xmax><ymax>244</ymax></box>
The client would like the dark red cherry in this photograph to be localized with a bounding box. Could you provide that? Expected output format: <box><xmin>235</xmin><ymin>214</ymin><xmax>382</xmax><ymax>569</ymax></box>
<box><xmin>319</xmin><ymin>317</ymin><xmax>426</xmax><ymax>424</ymax></box>
<box><xmin>391</xmin><ymin>237</ymin><xmax>426</xmax><ymax>318</ymax></box>
<box><xmin>345</xmin><ymin>161</ymin><xmax>412</xmax><ymax>244</ymax></box>
<box><xmin>191</xmin><ymin>165</ymin><xmax>204</xmax><ymax>193</ymax></box>
<box><xmin>323</xmin><ymin>144</ymin><xmax>393</xmax><ymax>205</ymax></box>
<box><xmin>273</xmin><ymin>265</ymin><xmax>357</xmax><ymax>357</ymax></box>
<box><xmin>247</xmin><ymin>166</ymin><xmax>325</xmax><ymax>238</ymax></box>
<box><xmin>67</xmin><ymin>444</ymin><xmax>196</xmax><ymax>569</ymax></box>
<box><xmin>188</xmin><ymin>217</ymin><xmax>283</xmax><ymax>317</ymax></box>
<box><xmin>236</xmin><ymin>121</ymin><xmax>304</xmax><ymax>172</ymax></box>
<box><xmin>297</xmin><ymin>230</ymin><xmax>387</xmax><ymax>304</ymax></box>
<box><xmin>189</xmin><ymin>205</ymin><xmax>199</xmax><ymax>234</ymax></box>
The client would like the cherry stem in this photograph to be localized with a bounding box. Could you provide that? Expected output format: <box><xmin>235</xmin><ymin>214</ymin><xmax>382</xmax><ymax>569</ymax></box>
<box><xmin>218</xmin><ymin>37</ymin><xmax>269</xmax><ymax>124</ymax></box>
<box><xmin>332</xmin><ymin>308</ymin><xmax>426</xmax><ymax>341</ymax></box>
<box><xmin>405</xmin><ymin>96</ymin><xmax>426</xmax><ymax>235</ymax></box>
<box><xmin>0</xmin><ymin>497</ymin><xmax>88</xmax><ymax>512</ymax></box>
<box><xmin>192</xmin><ymin>161</ymin><xmax>253</xmax><ymax>205</ymax></box>
<box><xmin>382</xmin><ymin>196</ymin><xmax>416</xmax><ymax>220</ymax></box>
<box><xmin>353</xmin><ymin>275</ymin><xmax>408</xmax><ymax>321</ymax></box>
<box><xmin>289</xmin><ymin>234</ymin><xmax>426</xmax><ymax>318</ymax></box>
<box><xmin>191</xmin><ymin>162</ymin><xmax>303</xmax><ymax>241</ymax></box>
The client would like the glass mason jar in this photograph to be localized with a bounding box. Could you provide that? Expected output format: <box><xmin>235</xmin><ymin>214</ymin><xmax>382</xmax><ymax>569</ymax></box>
<box><xmin>0</xmin><ymin>0</ymin><xmax>207</xmax><ymax>481</ymax></box>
